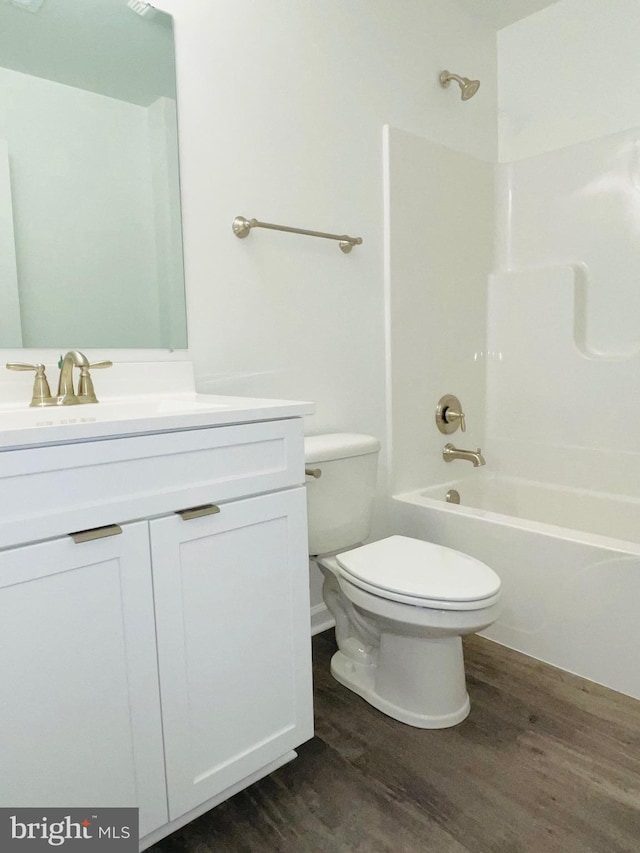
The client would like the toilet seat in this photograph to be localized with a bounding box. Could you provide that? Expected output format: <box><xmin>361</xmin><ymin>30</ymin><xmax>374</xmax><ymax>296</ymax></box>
<box><xmin>335</xmin><ymin>535</ymin><xmax>501</xmax><ymax>611</ymax></box>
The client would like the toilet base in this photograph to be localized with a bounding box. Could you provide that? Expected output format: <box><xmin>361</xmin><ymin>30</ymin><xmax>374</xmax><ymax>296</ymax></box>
<box><xmin>330</xmin><ymin>633</ymin><xmax>471</xmax><ymax>729</ymax></box>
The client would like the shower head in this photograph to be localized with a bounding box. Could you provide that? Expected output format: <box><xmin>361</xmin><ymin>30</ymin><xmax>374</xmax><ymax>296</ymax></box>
<box><xmin>439</xmin><ymin>70</ymin><xmax>480</xmax><ymax>101</ymax></box>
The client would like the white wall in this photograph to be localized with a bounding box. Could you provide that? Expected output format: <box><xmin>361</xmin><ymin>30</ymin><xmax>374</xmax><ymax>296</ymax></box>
<box><xmin>156</xmin><ymin>0</ymin><xmax>497</xmax><ymax>486</ymax></box>
<box><xmin>154</xmin><ymin>0</ymin><xmax>496</xmax><ymax>616</ymax></box>
<box><xmin>156</xmin><ymin>0</ymin><xmax>497</xmax><ymax>423</ymax></box>
<box><xmin>488</xmin><ymin>1</ymin><xmax>640</xmax><ymax>496</ymax></box>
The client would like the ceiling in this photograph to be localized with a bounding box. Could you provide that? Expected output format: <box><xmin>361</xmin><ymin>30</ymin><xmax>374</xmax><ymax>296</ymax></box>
<box><xmin>453</xmin><ymin>0</ymin><xmax>560</xmax><ymax>30</ymax></box>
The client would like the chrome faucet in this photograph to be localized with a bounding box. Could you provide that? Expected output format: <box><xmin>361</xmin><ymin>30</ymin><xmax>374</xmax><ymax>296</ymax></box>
<box><xmin>443</xmin><ymin>442</ymin><xmax>486</xmax><ymax>467</ymax></box>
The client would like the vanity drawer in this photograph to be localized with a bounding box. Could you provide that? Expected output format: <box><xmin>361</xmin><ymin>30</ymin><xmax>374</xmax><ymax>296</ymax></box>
<box><xmin>0</xmin><ymin>418</ymin><xmax>304</xmax><ymax>550</ymax></box>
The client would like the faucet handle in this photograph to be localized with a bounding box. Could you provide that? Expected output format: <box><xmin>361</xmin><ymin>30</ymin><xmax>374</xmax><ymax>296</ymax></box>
<box><xmin>445</xmin><ymin>408</ymin><xmax>466</xmax><ymax>432</ymax></box>
<box><xmin>77</xmin><ymin>361</ymin><xmax>112</xmax><ymax>404</ymax></box>
<box><xmin>6</xmin><ymin>361</ymin><xmax>42</xmax><ymax>371</ymax></box>
<box><xmin>436</xmin><ymin>394</ymin><xmax>466</xmax><ymax>434</ymax></box>
<box><xmin>6</xmin><ymin>362</ymin><xmax>54</xmax><ymax>407</ymax></box>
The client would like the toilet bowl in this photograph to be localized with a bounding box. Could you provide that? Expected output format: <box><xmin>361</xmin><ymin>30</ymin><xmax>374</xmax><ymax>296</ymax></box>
<box><xmin>305</xmin><ymin>434</ymin><xmax>501</xmax><ymax>729</ymax></box>
<box><xmin>317</xmin><ymin>536</ymin><xmax>500</xmax><ymax>728</ymax></box>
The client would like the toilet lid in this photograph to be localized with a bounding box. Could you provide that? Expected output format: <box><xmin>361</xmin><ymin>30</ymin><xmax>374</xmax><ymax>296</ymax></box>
<box><xmin>336</xmin><ymin>535</ymin><xmax>500</xmax><ymax>603</ymax></box>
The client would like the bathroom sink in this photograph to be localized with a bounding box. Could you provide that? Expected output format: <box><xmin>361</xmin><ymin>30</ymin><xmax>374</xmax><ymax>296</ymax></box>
<box><xmin>0</xmin><ymin>392</ymin><xmax>314</xmax><ymax>450</ymax></box>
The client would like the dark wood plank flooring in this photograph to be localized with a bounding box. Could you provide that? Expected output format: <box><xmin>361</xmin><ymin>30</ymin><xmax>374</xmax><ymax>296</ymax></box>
<box><xmin>151</xmin><ymin>632</ymin><xmax>640</xmax><ymax>852</ymax></box>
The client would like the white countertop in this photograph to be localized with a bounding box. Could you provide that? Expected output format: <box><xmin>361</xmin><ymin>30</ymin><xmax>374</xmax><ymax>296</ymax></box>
<box><xmin>0</xmin><ymin>360</ymin><xmax>314</xmax><ymax>450</ymax></box>
<box><xmin>0</xmin><ymin>392</ymin><xmax>314</xmax><ymax>451</ymax></box>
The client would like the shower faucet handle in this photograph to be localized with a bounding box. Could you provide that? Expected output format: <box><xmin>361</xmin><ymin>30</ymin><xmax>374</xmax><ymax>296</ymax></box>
<box><xmin>445</xmin><ymin>408</ymin><xmax>466</xmax><ymax>432</ymax></box>
<box><xmin>435</xmin><ymin>394</ymin><xmax>466</xmax><ymax>434</ymax></box>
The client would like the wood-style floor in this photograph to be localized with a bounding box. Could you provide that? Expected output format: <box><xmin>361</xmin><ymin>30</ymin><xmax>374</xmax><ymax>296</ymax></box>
<box><xmin>151</xmin><ymin>632</ymin><xmax>640</xmax><ymax>853</ymax></box>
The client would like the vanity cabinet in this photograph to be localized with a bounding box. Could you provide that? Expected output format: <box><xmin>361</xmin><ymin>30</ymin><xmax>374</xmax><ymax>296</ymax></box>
<box><xmin>0</xmin><ymin>414</ymin><xmax>313</xmax><ymax>847</ymax></box>
<box><xmin>151</xmin><ymin>487</ymin><xmax>310</xmax><ymax>820</ymax></box>
<box><xmin>0</xmin><ymin>523</ymin><xmax>168</xmax><ymax>838</ymax></box>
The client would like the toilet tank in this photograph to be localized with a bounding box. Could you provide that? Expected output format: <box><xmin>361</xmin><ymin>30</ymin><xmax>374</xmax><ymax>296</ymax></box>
<box><xmin>304</xmin><ymin>433</ymin><xmax>380</xmax><ymax>556</ymax></box>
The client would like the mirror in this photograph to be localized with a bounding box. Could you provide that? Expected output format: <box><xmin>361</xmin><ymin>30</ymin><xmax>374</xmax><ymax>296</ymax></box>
<box><xmin>0</xmin><ymin>0</ymin><xmax>187</xmax><ymax>349</ymax></box>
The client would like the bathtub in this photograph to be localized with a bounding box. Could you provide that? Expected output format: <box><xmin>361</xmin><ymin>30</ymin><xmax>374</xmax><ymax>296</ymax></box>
<box><xmin>392</xmin><ymin>474</ymin><xmax>640</xmax><ymax>700</ymax></box>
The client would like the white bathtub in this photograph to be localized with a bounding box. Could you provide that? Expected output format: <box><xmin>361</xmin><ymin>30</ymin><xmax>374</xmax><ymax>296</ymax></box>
<box><xmin>392</xmin><ymin>475</ymin><xmax>640</xmax><ymax>700</ymax></box>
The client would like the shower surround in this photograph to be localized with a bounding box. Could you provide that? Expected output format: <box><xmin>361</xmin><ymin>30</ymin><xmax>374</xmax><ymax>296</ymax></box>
<box><xmin>490</xmin><ymin>126</ymin><xmax>640</xmax><ymax>496</ymax></box>
<box><xmin>492</xmin><ymin>0</ymin><xmax>640</xmax><ymax>494</ymax></box>
<box><xmin>386</xmin><ymin>93</ymin><xmax>640</xmax><ymax>696</ymax></box>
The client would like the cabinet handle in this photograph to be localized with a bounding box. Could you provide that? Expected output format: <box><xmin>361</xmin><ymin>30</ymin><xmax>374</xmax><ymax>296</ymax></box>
<box><xmin>176</xmin><ymin>504</ymin><xmax>221</xmax><ymax>521</ymax></box>
<box><xmin>69</xmin><ymin>524</ymin><xmax>122</xmax><ymax>544</ymax></box>
<box><xmin>305</xmin><ymin>468</ymin><xmax>322</xmax><ymax>479</ymax></box>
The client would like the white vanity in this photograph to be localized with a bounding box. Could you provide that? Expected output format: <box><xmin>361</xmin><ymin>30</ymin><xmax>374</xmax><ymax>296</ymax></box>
<box><xmin>0</xmin><ymin>362</ymin><xmax>314</xmax><ymax>849</ymax></box>
<box><xmin>0</xmin><ymin>0</ymin><xmax>315</xmax><ymax>843</ymax></box>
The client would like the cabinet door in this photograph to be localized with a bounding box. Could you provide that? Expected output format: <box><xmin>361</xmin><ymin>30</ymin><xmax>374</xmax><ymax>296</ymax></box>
<box><xmin>151</xmin><ymin>487</ymin><xmax>313</xmax><ymax>820</ymax></box>
<box><xmin>0</xmin><ymin>522</ymin><xmax>167</xmax><ymax>837</ymax></box>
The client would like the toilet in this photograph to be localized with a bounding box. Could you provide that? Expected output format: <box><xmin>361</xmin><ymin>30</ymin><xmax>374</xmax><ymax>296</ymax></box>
<box><xmin>305</xmin><ymin>433</ymin><xmax>501</xmax><ymax>729</ymax></box>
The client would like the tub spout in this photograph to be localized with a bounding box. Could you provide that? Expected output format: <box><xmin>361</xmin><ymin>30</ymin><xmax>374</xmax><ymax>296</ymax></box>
<box><xmin>443</xmin><ymin>443</ymin><xmax>486</xmax><ymax>467</ymax></box>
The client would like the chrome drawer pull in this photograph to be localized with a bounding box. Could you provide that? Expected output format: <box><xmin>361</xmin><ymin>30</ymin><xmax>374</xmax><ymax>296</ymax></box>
<box><xmin>176</xmin><ymin>504</ymin><xmax>221</xmax><ymax>521</ymax></box>
<box><xmin>305</xmin><ymin>468</ymin><xmax>322</xmax><ymax>479</ymax></box>
<box><xmin>69</xmin><ymin>524</ymin><xmax>122</xmax><ymax>544</ymax></box>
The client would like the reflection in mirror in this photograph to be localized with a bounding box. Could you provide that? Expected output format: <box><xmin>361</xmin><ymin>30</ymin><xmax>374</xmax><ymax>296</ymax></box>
<box><xmin>0</xmin><ymin>0</ymin><xmax>187</xmax><ymax>349</ymax></box>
